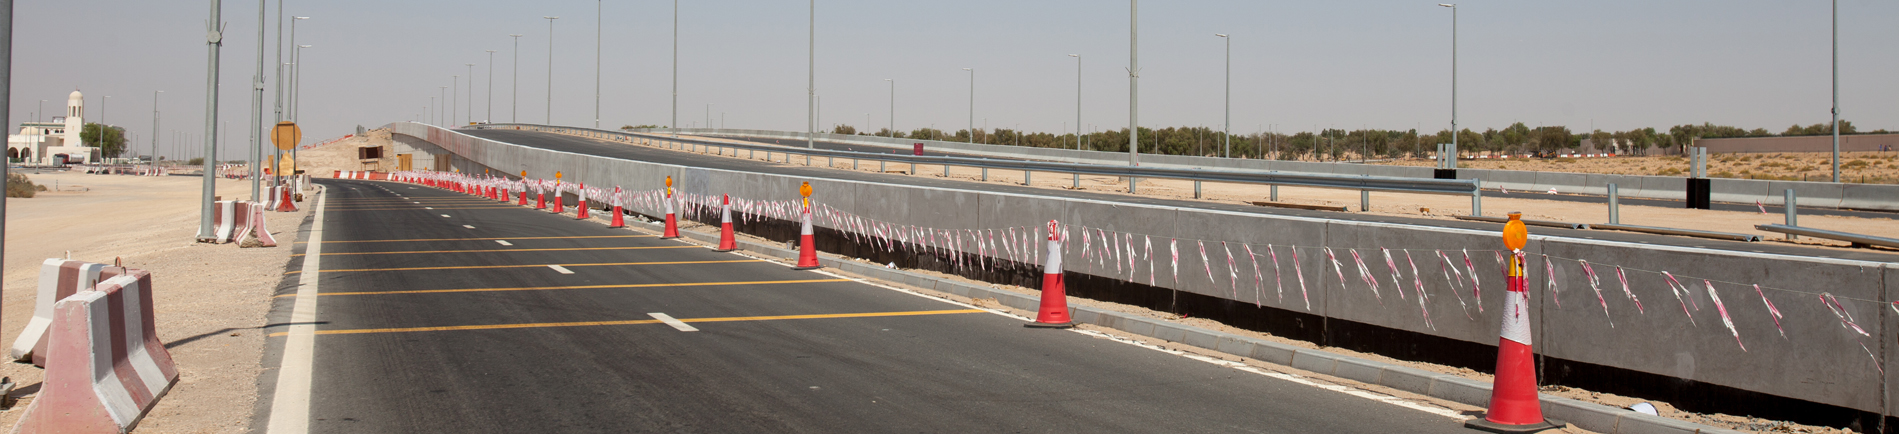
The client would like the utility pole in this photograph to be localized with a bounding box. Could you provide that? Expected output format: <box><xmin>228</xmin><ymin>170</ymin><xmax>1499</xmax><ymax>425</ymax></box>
<box><xmin>249</xmin><ymin>0</ymin><xmax>263</xmax><ymax>201</ymax></box>
<box><xmin>510</xmin><ymin>34</ymin><xmax>522</xmax><ymax>123</ymax></box>
<box><xmin>964</xmin><ymin>67</ymin><xmax>973</xmax><ymax>143</ymax></box>
<box><xmin>806</xmin><ymin>0</ymin><xmax>814</xmax><ymax>149</ymax></box>
<box><xmin>2</xmin><ymin>0</ymin><xmax>14</xmax><ymax>307</ymax></box>
<box><xmin>153</xmin><ymin>90</ymin><xmax>162</xmax><ymax>171</ymax></box>
<box><xmin>1070</xmin><ymin>54</ymin><xmax>1080</xmax><ymax>150</ymax></box>
<box><xmin>197</xmin><ymin>0</ymin><xmax>224</xmax><ymax>242</ymax></box>
<box><xmin>466</xmin><ymin>63</ymin><xmax>475</xmax><ymax>125</ymax></box>
<box><xmin>1127</xmin><ymin>0</ymin><xmax>1140</xmax><ymax>192</ymax></box>
<box><xmin>1831</xmin><ymin>0</ymin><xmax>1840</xmax><ymax>183</ymax></box>
<box><xmin>545</xmin><ymin>16</ymin><xmax>558</xmax><ymax>124</ymax></box>
<box><xmin>486</xmin><ymin>50</ymin><xmax>496</xmax><ymax>122</ymax></box>
<box><xmin>595</xmin><ymin>0</ymin><xmax>602</xmax><ymax>129</ymax></box>
<box><xmin>1217</xmin><ymin>33</ymin><xmax>1229</xmax><ymax>159</ymax></box>
<box><xmin>672</xmin><ymin>0</ymin><xmax>678</xmax><ymax>130</ymax></box>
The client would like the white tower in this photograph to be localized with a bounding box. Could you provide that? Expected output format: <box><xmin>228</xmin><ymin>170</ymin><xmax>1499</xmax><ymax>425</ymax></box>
<box><xmin>63</xmin><ymin>89</ymin><xmax>83</xmax><ymax>147</ymax></box>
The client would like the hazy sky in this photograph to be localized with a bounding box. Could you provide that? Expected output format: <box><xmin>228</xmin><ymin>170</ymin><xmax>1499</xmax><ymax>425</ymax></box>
<box><xmin>11</xmin><ymin>0</ymin><xmax>1898</xmax><ymax>159</ymax></box>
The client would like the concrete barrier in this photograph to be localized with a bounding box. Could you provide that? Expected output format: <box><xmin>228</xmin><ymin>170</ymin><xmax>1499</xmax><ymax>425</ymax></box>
<box><xmin>7</xmin><ymin>260</ymin><xmax>124</xmax><ymax>366</ymax></box>
<box><xmin>12</xmin><ymin>271</ymin><xmax>178</xmax><ymax>434</ymax></box>
<box><xmin>400</xmin><ymin>122</ymin><xmax>1899</xmax><ymax>416</ymax></box>
<box><xmin>213</xmin><ymin>200</ymin><xmax>237</xmax><ymax>243</ymax></box>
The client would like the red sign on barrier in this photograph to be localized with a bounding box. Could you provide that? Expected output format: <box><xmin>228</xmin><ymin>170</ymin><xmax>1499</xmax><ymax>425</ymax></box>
<box><xmin>914</xmin><ymin>143</ymin><xmax>924</xmax><ymax>156</ymax></box>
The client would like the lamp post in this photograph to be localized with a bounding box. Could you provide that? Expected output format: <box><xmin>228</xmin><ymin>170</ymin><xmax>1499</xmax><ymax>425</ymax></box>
<box><xmin>545</xmin><ymin>16</ymin><xmax>559</xmax><ymax>124</ymax></box>
<box><xmin>1070</xmin><ymin>54</ymin><xmax>1080</xmax><ymax>150</ymax></box>
<box><xmin>806</xmin><ymin>0</ymin><xmax>814</xmax><ymax>149</ymax></box>
<box><xmin>292</xmin><ymin>44</ymin><xmax>309</xmax><ymax>122</ymax></box>
<box><xmin>1831</xmin><ymin>0</ymin><xmax>1839</xmax><ymax>182</ymax></box>
<box><xmin>510</xmin><ymin>34</ymin><xmax>523</xmax><ymax>123</ymax></box>
<box><xmin>672</xmin><ymin>0</ymin><xmax>677</xmax><ymax>130</ymax></box>
<box><xmin>595</xmin><ymin>0</ymin><xmax>602</xmax><ymax>129</ymax></box>
<box><xmin>439</xmin><ymin>86</ymin><xmax>447</xmax><ymax>126</ymax></box>
<box><xmin>485</xmin><ymin>50</ymin><xmax>496</xmax><ymax>123</ymax></box>
<box><xmin>885</xmin><ymin>78</ymin><xmax>894</xmax><ymax>138</ymax></box>
<box><xmin>465</xmin><ymin>63</ymin><xmax>475</xmax><ymax>125</ymax></box>
<box><xmin>1216</xmin><ymin>33</ymin><xmax>1229</xmax><ymax>158</ymax></box>
<box><xmin>197</xmin><ymin>0</ymin><xmax>224</xmax><ymax>242</ymax></box>
<box><xmin>1127</xmin><ymin>0</ymin><xmax>1140</xmax><ymax>193</ymax></box>
<box><xmin>287</xmin><ymin>16</ymin><xmax>307</xmax><ymax>119</ymax></box>
<box><xmin>249</xmin><ymin>0</ymin><xmax>264</xmax><ymax>200</ymax></box>
<box><xmin>1439</xmin><ymin>3</ymin><xmax>1457</xmax><ymax>170</ymax></box>
<box><xmin>963</xmin><ymin>67</ymin><xmax>973</xmax><ymax>143</ymax></box>
<box><xmin>451</xmin><ymin>74</ymin><xmax>458</xmax><ymax>125</ymax></box>
<box><xmin>151</xmin><ymin>90</ymin><xmax>161</xmax><ymax>170</ymax></box>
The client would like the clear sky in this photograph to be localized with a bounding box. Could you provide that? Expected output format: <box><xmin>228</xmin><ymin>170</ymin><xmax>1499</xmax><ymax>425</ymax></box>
<box><xmin>11</xmin><ymin>0</ymin><xmax>1898</xmax><ymax>160</ymax></box>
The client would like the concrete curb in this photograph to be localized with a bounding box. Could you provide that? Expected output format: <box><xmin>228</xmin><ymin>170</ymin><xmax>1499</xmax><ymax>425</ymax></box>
<box><xmin>654</xmin><ymin>221</ymin><xmax>1745</xmax><ymax>434</ymax></box>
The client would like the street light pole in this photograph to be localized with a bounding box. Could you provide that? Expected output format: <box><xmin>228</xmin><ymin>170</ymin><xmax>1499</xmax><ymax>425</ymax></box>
<box><xmin>1831</xmin><ymin>0</ymin><xmax>1840</xmax><ymax>183</ymax></box>
<box><xmin>672</xmin><ymin>0</ymin><xmax>677</xmax><ymax>130</ymax></box>
<box><xmin>510</xmin><ymin>34</ymin><xmax>523</xmax><ymax>123</ymax></box>
<box><xmin>152</xmin><ymin>90</ymin><xmax>161</xmax><ymax>170</ymax></box>
<box><xmin>1070</xmin><ymin>54</ymin><xmax>1080</xmax><ymax>150</ymax></box>
<box><xmin>1128</xmin><ymin>0</ymin><xmax>1140</xmax><ymax>192</ymax></box>
<box><xmin>439</xmin><ymin>86</ymin><xmax>447</xmax><ymax>126</ymax></box>
<box><xmin>466</xmin><ymin>63</ymin><xmax>475</xmax><ymax>125</ymax></box>
<box><xmin>451</xmin><ymin>75</ymin><xmax>458</xmax><ymax>125</ymax></box>
<box><xmin>287</xmin><ymin>16</ymin><xmax>307</xmax><ymax>119</ymax></box>
<box><xmin>806</xmin><ymin>0</ymin><xmax>814</xmax><ymax>149</ymax></box>
<box><xmin>885</xmin><ymin>78</ymin><xmax>894</xmax><ymax>138</ymax></box>
<box><xmin>197</xmin><ymin>0</ymin><xmax>224</xmax><ymax>242</ymax></box>
<box><xmin>595</xmin><ymin>0</ymin><xmax>602</xmax><ymax>129</ymax></box>
<box><xmin>486</xmin><ymin>50</ymin><xmax>496</xmax><ymax>123</ymax></box>
<box><xmin>249</xmin><ymin>0</ymin><xmax>263</xmax><ymax>201</ymax></box>
<box><xmin>1439</xmin><ymin>3</ymin><xmax>1456</xmax><ymax>170</ymax></box>
<box><xmin>963</xmin><ymin>67</ymin><xmax>973</xmax><ymax>143</ymax></box>
<box><xmin>545</xmin><ymin>16</ymin><xmax>558</xmax><ymax>125</ymax></box>
<box><xmin>1217</xmin><ymin>33</ymin><xmax>1229</xmax><ymax>158</ymax></box>
<box><xmin>292</xmin><ymin>45</ymin><xmax>309</xmax><ymax>123</ymax></box>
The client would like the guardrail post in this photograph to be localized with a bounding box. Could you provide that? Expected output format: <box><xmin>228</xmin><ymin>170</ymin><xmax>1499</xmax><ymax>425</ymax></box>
<box><xmin>828</xmin><ymin>156</ymin><xmax>833</xmax><ymax>168</ymax></box>
<box><xmin>804</xmin><ymin>155</ymin><xmax>811</xmax><ymax>166</ymax></box>
<box><xmin>1360</xmin><ymin>190</ymin><xmax>1369</xmax><ymax>211</ymax></box>
<box><xmin>1270</xmin><ymin>184</ymin><xmax>1278</xmax><ymax>201</ymax></box>
<box><xmin>982</xmin><ymin>167</ymin><xmax>989</xmax><ymax>182</ymax></box>
<box><xmin>1471</xmin><ymin>187</ymin><xmax>1482</xmax><ymax>216</ymax></box>
<box><xmin>1024</xmin><ymin>170</ymin><xmax>1031</xmax><ymax>185</ymax></box>
<box><xmin>852</xmin><ymin>158</ymin><xmax>858</xmax><ymax>170</ymax></box>
<box><xmin>1194</xmin><ymin>181</ymin><xmax>1203</xmax><ymax>199</ymax></box>
<box><xmin>1607</xmin><ymin>183</ymin><xmax>1619</xmax><ymax>224</ymax></box>
<box><xmin>1072</xmin><ymin>173</ymin><xmax>1080</xmax><ymax>189</ymax></box>
<box><xmin>1129</xmin><ymin>178</ymin><xmax>1138</xmax><ymax>194</ymax></box>
<box><xmin>879</xmin><ymin>160</ymin><xmax>886</xmax><ymax>173</ymax></box>
<box><xmin>1784</xmin><ymin>188</ymin><xmax>1797</xmax><ymax>240</ymax></box>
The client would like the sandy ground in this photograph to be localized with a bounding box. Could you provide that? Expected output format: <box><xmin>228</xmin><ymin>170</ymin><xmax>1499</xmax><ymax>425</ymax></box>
<box><xmin>1383</xmin><ymin>151</ymin><xmax>1899</xmax><ymax>184</ymax></box>
<box><xmin>0</xmin><ymin>170</ymin><xmax>307</xmax><ymax>433</ymax></box>
<box><xmin>642</xmin><ymin>135</ymin><xmax>1899</xmax><ymax>248</ymax></box>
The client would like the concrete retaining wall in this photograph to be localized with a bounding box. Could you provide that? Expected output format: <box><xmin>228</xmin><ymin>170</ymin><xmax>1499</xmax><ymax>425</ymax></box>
<box><xmin>403</xmin><ymin>122</ymin><xmax>1896</xmax><ymax>416</ymax></box>
<box><xmin>636</xmin><ymin>127</ymin><xmax>1899</xmax><ymax>211</ymax></box>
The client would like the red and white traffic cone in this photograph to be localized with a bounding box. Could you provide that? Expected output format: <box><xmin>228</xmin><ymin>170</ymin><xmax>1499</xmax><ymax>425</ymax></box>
<box><xmin>608</xmin><ymin>186</ymin><xmax>626</xmax><ymax>228</ymax></box>
<box><xmin>792</xmin><ymin>201</ymin><xmax>821</xmax><ymax>270</ymax></box>
<box><xmin>1467</xmin><ymin>212</ymin><xmax>1564</xmax><ymax>433</ymax></box>
<box><xmin>576</xmin><ymin>183</ymin><xmax>591</xmax><ymax>220</ymax></box>
<box><xmin>519</xmin><ymin>183</ymin><xmax>530</xmax><ymax>206</ymax></box>
<box><xmin>715</xmin><ymin>194</ymin><xmax>737</xmax><ymax>252</ymax></box>
<box><xmin>552</xmin><ymin>182</ymin><xmax>566</xmax><ymax>214</ymax></box>
<box><xmin>536</xmin><ymin>183</ymin><xmax>548</xmax><ymax>210</ymax></box>
<box><xmin>661</xmin><ymin>188</ymin><xmax>681</xmax><ymax>239</ymax></box>
<box><xmin>1027</xmin><ymin>220</ymin><xmax>1074</xmax><ymax>328</ymax></box>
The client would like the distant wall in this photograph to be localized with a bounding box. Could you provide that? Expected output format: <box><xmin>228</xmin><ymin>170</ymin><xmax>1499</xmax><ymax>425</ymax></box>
<box><xmin>1697</xmin><ymin>134</ymin><xmax>1899</xmax><ymax>154</ymax></box>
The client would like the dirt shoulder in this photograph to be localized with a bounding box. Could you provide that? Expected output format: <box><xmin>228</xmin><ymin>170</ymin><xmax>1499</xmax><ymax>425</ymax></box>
<box><xmin>0</xmin><ymin>170</ymin><xmax>307</xmax><ymax>433</ymax></box>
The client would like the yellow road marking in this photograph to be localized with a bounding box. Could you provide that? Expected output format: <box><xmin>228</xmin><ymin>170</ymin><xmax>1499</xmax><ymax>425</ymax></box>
<box><xmin>285</xmin><ymin>259</ymin><xmax>761</xmax><ymax>274</ymax></box>
<box><xmin>268</xmin><ymin>309</ymin><xmax>984</xmax><ymax>336</ymax></box>
<box><xmin>298</xmin><ymin>235</ymin><xmax>653</xmax><ymax>244</ymax></box>
<box><xmin>293</xmin><ymin>245</ymin><xmax>695</xmax><ymax>257</ymax></box>
<box><xmin>277</xmin><ymin>278</ymin><xmax>848</xmax><ymax>298</ymax></box>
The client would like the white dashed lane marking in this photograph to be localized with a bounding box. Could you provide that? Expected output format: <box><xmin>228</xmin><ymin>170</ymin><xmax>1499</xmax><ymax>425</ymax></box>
<box><xmin>495</xmin><ymin>240</ymin><xmax>513</xmax><ymax>246</ymax></box>
<box><xmin>462</xmin><ymin>225</ymin><xmax>476</xmax><ymax>229</ymax></box>
<box><xmin>547</xmin><ymin>265</ymin><xmax>574</xmax><ymax>274</ymax></box>
<box><xmin>648</xmin><ymin>313</ymin><xmax>699</xmax><ymax>332</ymax></box>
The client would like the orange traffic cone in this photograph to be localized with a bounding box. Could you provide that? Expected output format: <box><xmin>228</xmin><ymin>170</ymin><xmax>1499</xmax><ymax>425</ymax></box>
<box><xmin>792</xmin><ymin>202</ymin><xmax>820</xmax><ymax>270</ymax></box>
<box><xmin>1027</xmin><ymin>220</ymin><xmax>1074</xmax><ymax>328</ymax></box>
<box><xmin>608</xmin><ymin>186</ymin><xmax>626</xmax><ymax>228</ymax></box>
<box><xmin>552</xmin><ymin>185</ymin><xmax>565</xmax><ymax>214</ymax></box>
<box><xmin>576</xmin><ymin>183</ymin><xmax>590</xmax><ymax>219</ymax></box>
<box><xmin>715</xmin><ymin>194</ymin><xmax>737</xmax><ymax>252</ymax></box>
<box><xmin>661</xmin><ymin>188</ymin><xmax>681</xmax><ymax>239</ymax></box>
<box><xmin>1466</xmin><ymin>212</ymin><xmax>1565</xmax><ymax>433</ymax></box>
<box><xmin>519</xmin><ymin>183</ymin><xmax>530</xmax><ymax>206</ymax></box>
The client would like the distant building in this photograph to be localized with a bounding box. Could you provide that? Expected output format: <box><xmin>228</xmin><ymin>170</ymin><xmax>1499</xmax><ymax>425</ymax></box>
<box><xmin>8</xmin><ymin>90</ymin><xmax>100</xmax><ymax>164</ymax></box>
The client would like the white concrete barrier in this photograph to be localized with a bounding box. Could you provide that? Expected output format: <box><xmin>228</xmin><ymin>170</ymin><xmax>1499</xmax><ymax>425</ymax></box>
<box><xmin>7</xmin><ymin>260</ymin><xmax>123</xmax><ymax>366</ymax></box>
<box><xmin>12</xmin><ymin>271</ymin><xmax>179</xmax><ymax>434</ymax></box>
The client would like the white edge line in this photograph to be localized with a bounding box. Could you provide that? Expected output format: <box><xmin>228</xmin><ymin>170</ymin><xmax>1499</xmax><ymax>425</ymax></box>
<box><xmin>266</xmin><ymin>185</ymin><xmax>325</xmax><ymax>434</ymax></box>
<box><xmin>647</xmin><ymin>313</ymin><xmax>699</xmax><ymax>332</ymax></box>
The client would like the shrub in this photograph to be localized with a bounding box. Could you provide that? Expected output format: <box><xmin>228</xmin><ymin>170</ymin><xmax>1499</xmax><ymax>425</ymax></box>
<box><xmin>1658</xmin><ymin>167</ymin><xmax>1684</xmax><ymax>176</ymax></box>
<box><xmin>7</xmin><ymin>173</ymin><xmax>37</xmax><ymax>198</ymax></box>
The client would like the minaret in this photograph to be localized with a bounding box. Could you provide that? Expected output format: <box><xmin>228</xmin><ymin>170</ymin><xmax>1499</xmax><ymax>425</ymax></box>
<box><xmin>64</xmin><ymin>89</ymin><xmax>84</xmax><ymax>147</ymax></box>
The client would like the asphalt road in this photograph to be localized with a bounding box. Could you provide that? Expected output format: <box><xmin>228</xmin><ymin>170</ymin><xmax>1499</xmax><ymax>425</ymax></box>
<box><xmin>463</xmin><ymin>128</ymin><xmax>1899</xmax><ymax>263</ymax></box>
<box><xmin>709</xmin><ymin>133</ymin><xmax>1899</xmax><ymax>221</ymax></box>
<box><xmin>269</xmin><ymin>178</ymin><xmax>1484</xmax><ymax>433</ymax></box>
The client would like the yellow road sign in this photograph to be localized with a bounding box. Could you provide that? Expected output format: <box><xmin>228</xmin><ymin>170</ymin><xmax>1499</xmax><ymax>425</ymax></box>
<box><xmin>272</xmin><ymin>122</ymin><xmax>302</xmax><ymax>151</ymax></box>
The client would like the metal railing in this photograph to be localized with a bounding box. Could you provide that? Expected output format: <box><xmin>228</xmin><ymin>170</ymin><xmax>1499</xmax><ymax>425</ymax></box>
<box><xmin>468</xmin><ymin>123</ymin><xmax>1486</xmax><ymax>215</ymax></box>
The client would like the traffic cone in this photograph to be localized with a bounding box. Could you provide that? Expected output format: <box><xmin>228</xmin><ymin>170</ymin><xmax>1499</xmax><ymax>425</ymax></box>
<box><xmin>661</xmin><ymin>188</ymin><xmax>681</xmax><ymax>239</ymax></box>
<box><xmin>715</xmin><ymin>194</ymin><xmax>737</xmax><ymax>252</ymax></box>
<box><xmin>1026</xmin><ymin>220</ymin><xmax>1074</xmax><ymax>328</ymax></box>
<box><xmin>576</xmin><ymin>183</ymin><xmax>591</xmax><ymax>219</ymax></box>
<box><xmin>792</xmin><ymin>201</ymin><xmax>820</xmax><ymax>270</ymax></box>
<box><xmin>536</xmin><ymin>183</ymin><xmax>547</xmax><ymax>209</ymax></box>
<box><xmin>519</xmin><ymin>187</ymin><xmax>529</xmax><ymax>206</ymax></box>
<box><xmin>1466</xmin><ymin>212</ymin><xmax>1565</xmax><ymax>433</ymax></box>
<box><xmin>274</xmin><ymin>185</ymin><xmax>298</xmax><ymax>212</ymax></box>
<box><xmin>608</xmin><ymin>186</ymin><xmax>626</xmax><ymax>228</ymax></box>
<box><xmin>552</xmin><ymin>184</ymin><xmax>566</xmax><ymax>214</ymax></box>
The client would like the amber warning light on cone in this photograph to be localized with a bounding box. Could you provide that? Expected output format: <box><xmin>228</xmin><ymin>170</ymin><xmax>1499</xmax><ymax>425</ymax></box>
<box><xmin>800</xmin><ymin>182</ymin><xmax>812</xmax><ymax>208</ymax></box>
<box><xmin>1503</xmin><ymin>212</ymin><xmax>1527</xmax><ymax>276</ymax></box>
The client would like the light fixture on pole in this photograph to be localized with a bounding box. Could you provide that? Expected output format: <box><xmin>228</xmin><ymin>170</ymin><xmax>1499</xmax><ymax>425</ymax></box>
<box><xmin>545</xmin><ymin>16</ymin><xmax>559</xmax><ymax>125</ymax></box>
<box><xmin>1216</xmin><ymin>33</ymin><xmax>1229</xmax><ymax>159</ymax></box>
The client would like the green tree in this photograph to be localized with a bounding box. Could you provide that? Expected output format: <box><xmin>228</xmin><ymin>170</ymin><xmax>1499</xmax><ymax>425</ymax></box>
<box><xmin>831</xmin><ymin>125</ymin><xmax>857</xmax><ymax>135</ymax></box>
<box><xmin>80</xmin><ymin>123</ymin><xmax>128</xmax><ymax>157</ymax></box>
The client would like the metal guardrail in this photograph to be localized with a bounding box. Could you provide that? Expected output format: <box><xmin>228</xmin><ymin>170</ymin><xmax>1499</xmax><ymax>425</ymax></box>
<box><xmin>470</xmin><ymin>123</ymin><xmax>1489</xmax><ymax>214</ymax></box>
<box><xmin>1592</xmin><ymin>223</ymin><xmax>1762</xmax><ymax>242</ymax></box>
<box><xmin>1755</xmin><ymin>224</ymin><xmax>1899</xmax><ymax>249</ymax></box>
